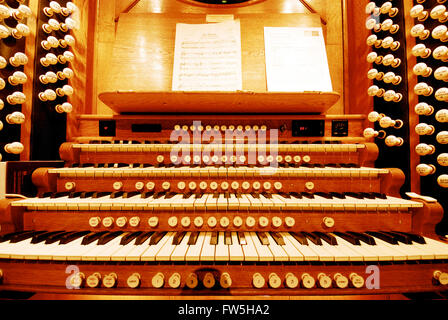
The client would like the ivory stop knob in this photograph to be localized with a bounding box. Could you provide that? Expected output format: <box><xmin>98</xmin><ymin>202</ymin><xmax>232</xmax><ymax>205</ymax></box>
<box><xmin>246</xmin><ymin>216</ymin><xmax>256</xmax><ymax>228</ymax></box>
<box><xmin>181</xmin><ymin>216</ymin><xmax>191</xmax><ymax>228</ymax></box>
<box><xmin>334</xmin><ymin>273</ymin><xmax>349</xmax><ymax>289</ymax></box>
<box><xmin>148</xmin><ymin>216</ymin><xmax>159</xmax><ymax>228</ymax></box>
<box><xmin>129</xmin><ymin>216</ymin><xmax>140</xmax><ymax>227</ymax></box>
<box><xmin>186</xmin><ymin>273</ymin><xmax>198</xmax><ymax>289</ymax></box>
<box><xmin>350</xmin><ymin>273</ymin><xmax>365</xmax><ymax>288</ymax></box>
<box><xmin>318</xmin><ymin>273</ymin><xmax>332</xmax><ymax>288</ymax></box>
<box><xmin>285</xmin><ymin>273</ymin><xmax>299</xmax><ymax>289</ymax></box>
<box><xmin>301</xmin><ymin>273</ymin><xmax>315</xmax><ymax>289</ymax></box>
<box><xmin>194</xmin><ymin>216</ymin><xmax>204</xmax><ymax>228</ymax></box>
<box><xmin>102</xmin><ymin>217</ymin><xmax>114</xmax><ymax>228</ymax></box>
<box><xmin>168</xmin><ymin>216</ymin><xmax>178</xmax><ymax>227</ymax></box>
<box><xmin>86</xmin><ymin>272</ymin><xmax>102</xmax><ymax>288</ymax></box>
<box><xmin>434</xmin><ymin>271</ymin><xmax>448</xmax><ymax>285</ymax></box>
<box><xmin>88</xmin><ymin>216</ymin><xmax>101</xmax><ymax>228</ymax></box>
<box><xmin>168</xmin><ymin>273</ymin><xmax>181</xmax><ymax>288</ymax></box>
<box><xmin>102</xmin><ymin>273</ymin><xmax>118</xmax><ymax>288</ymax></box>
<box><xmin>272</xmin><ymin>216</ymin><xmax>282</xmax><ymax>228</ymax></box>
<box><xmin>203</xmin><ymin>272</ymin><xmax>215</xmax><ymax>289</ymax></box>
<box><xmin>268</xmin><ymin>273</ymin><xmax>282</xmax><ymax>289</ymax></box>
<box><xmin>220</xmin><ymin>272</ymin><xmax>232</xmax><ymax>289</ymax></box>
<box><xmin>438</xmin><ymin>175</ymin><xmax>448</xmax><ymax>188</ymax></box>
<box><xmin>207</xmin><ymin>216</ymin><xmax>217</xmax><ymax>228</ymax></box>
<box><xmin>233</xmin><ymin>216</ymin><xmax>243</xmax><ymax>227</ymax></box>
<box><xmin>70</xmin><ymin>272</ymin><xmax>85</xmax><ymax>288</ymax></box>
<box><xmin>127</xmin><ymin>273</ymin><xmax>141</xmax><ymax>289</ymax></box>
<box><xmin>323</xmin><ymin>217</ymin><xmax>335</xmax><ymax>228</ymax></box>
<box><xmin>152</xmin><ymin>272</ymin><xmax>165</xmax><ymax>288</ymax></box>
<box><xmin>116</xmin><ymin>217</ymin><xmax>127</xmax><ymax>228</ymax></box>
<box><xmin>252</xmin><ymin>273</ymin><xmax>265</xmax><ymax>288</ymax></box>
<box><xmin>284</xmin><ymin>217</ymin><xmax>295</xmax><ymax>228</ymax></box>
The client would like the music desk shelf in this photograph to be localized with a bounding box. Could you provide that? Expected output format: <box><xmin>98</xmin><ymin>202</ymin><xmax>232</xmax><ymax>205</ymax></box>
<box><xmin>98</xmin><ymin>91</ymin><xmax>341</xmax><ymax>114</ymax></box>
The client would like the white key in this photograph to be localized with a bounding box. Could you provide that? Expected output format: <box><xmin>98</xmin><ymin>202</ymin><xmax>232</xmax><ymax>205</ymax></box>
<box><xmin>125</xmin><ymin>234</ymin><xmax>155</xmax><ymax>261</ymax></box>
<box><xmin>200</xmin><ymin>232</ymin><xmax>216</xmax><ymax>261</ymax></box>
<box><xmin>281</xmin><ymin>233</ymin><xmax>319</xmax><ymax>261</ymax></box>
<box><xmin>229</xmin><ymin>232</ymin><xmax>244</xmax><ymax>261</ymax></box>
<box><xmin>241</xmin><ymin>232</ymin><xmax>259</xmax><ymax>261</ymax></box>
<box><xmin>155</xmin><ymin>233</ymin><xmax>178</xmax><ymax>261</ymax></box>
<box><xmin>264</xmin><ymin>233</ymin><xmax>288</xmax><ymax>261</ymax></box>
<box><xmin>140</xmin><ymin>232</ymin><xmax>174</xmax><ymax>261</ymax></box>
<box><xmin>215</xmin><ymin>232</ymin><xmax>229</xmax><ymax>261</ymax></box>
<box><xmin>250</xmin><ymin>232</ymin><xmax>273</xmax><ymax>262</ymax></box>
<box><xmin>170</xmin><ymin>232</ymin><xmax>191</xmax><ymax>261</ymax></box>
<box><xmin>82</xmin><ymin>233</ymin><xmax>126</xmax><ymax>261</ymax></box>
<box><xmin>185</xmin><ymin>232</ymin><xmax>206</xmax><ymax>261</ymax></box>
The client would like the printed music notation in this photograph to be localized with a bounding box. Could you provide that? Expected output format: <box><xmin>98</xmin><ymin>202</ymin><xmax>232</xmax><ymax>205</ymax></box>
<box><xmin>264</xmin><ymin>27</ymin><xmax>333</xmax><ymax>92</ymax></box>
<box><xmin>172</xmin><ymin>20</ymin><xmax>243</xmax><ymax>92</ymax></box>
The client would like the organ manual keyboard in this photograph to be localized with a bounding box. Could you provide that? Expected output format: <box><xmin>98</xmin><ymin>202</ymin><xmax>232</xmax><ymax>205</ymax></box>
<box><xmin>0</xmin><ymin>114</ymin><xmax>448</xmax><ymax>296</ymax></box>
<box><xmin>1</xmin><ymin>0</ymin><xmax>448</xmax><ymax>300</ymax></box>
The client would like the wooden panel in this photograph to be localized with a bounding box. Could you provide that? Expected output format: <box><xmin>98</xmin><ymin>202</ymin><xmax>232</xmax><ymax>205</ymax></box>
<box><xmin>103</xmin><ymin>13</ymin><xmax>322</xmax><ymax>93</ymax></box>
<box><xmin>93</xmin><ymin>0</ymin><xmax>345</xmax><ymax>115</ymax></box>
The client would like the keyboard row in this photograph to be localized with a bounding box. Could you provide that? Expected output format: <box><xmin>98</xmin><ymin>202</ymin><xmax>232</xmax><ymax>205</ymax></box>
<box><xmin>72</xmin><ymin>143</ymin><xmax>365</xmax><ymax>153</ymax></box>
<box><xmin>11</xmin><ymin>192</ymin><xmax>422</xmax><ymax>211</ymax></box>
<box><xmin>49</xmin><ymin>165</ymin><xmax>387</xmax><ymax>179</ymax></box>
<box><xmin>0</xmin><ymin>230</ymin><xmax>447</xmax><ymax>262</ymax></box>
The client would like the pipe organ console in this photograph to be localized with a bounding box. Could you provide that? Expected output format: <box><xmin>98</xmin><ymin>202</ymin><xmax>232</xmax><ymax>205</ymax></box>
<box><xmin>0</xmin><ymin>0</ymin><xmax>447</xmax><ymax>300</ymax></box>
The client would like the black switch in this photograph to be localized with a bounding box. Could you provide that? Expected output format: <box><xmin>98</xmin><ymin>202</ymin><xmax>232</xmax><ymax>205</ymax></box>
<box><xmin>99</xmin><ymin>120</ymin><xmax>116</xmax><ymax>137</ymax></box>
<box><xmin>331</xmin><ymin>120</ymin><xmax>348</xmax><ymax>137</ymax></box>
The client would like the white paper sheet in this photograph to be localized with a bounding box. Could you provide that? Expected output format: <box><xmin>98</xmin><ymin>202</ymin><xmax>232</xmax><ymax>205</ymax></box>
<box><xmin>264</xmin><ymin>27</ymin><xmax>333</xmax><ymax>92</ymax></box>
<box><xmin>172</xmin><ymin>20</ymin><xmax>242</xmax><ymax>91</ymax></box>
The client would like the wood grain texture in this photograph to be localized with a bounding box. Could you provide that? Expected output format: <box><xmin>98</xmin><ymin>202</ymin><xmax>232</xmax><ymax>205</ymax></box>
<box><xmin>93</xmin><ymin>0</ymin><xmax>344</xmax><ymax>115</ymax></box>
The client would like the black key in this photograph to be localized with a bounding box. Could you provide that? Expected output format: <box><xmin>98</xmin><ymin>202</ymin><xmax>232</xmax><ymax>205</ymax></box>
<box><xmin>257</xmin><ymin>232</ymin><xmax>269</xmax><ymax>245</ymax></box>
<box><xmin>366</xmin><ymin>231</ymin><xmax>398</xmax><ymax>245</ymax></box>
<box><xmin>164</xmin><ymin>192</ymin><xmax>176</xmax><ymax>199</ymax></box>
<box><xmin>372</xmin><ymin>192</ymin><xmax>387</xmax><ymax>199</ymax></box>
<box><xmin>110</xmin><ymin>191</ymin><xmax>125</xmax><ymax>199</ymax></box>
<box><xmin>270</xmin><ymin>232</ymin><xmax>285</xmax><ymax>246</ymax></box>
<box><xmin>98</xmin><ymin>231</ymin><xmax>124</xmax><ymax>245</ymax></box>
<box><xmin>326</xmin><ymin>163</ymin><xmax>341</xmax><ymax>168</ymax></box>
<box><xmin>262</xmin><ymin>192</ymin><xmax>272</xmax><ymax>199</ymax></box>
<box><xmin>183</xmin><ymin>193</ymin><xmax>193</xmax><ymax>199</ymax></box>
<box><xmin>45</xmin><ymin>231</ymin><xmax>75</xmax><ymax>244</ymax></box>
<box><xmin>123</xmin><ymin>191</ymin><xmax>140</xmax><ymax>199</ymax></box>
<box><xmin>134</xmin><ymin>232</ymin><xmax>154</xmax><ymax>245</ymax></box>
<box><xmin>149</xmin><ymin>232</ymin><xmax>167</xmax><ymax>245</ymax></box>
<box><xmin>301</xmin><ymin>192</ymin><xmax>315</xmax><ymax>199</ymax></box>
<box><xmin>81</xmin><ymin>231</ymin><xmax>110</xmax><ymax>245</ymax></box>
<box><xmin>382</xmin><ymin>231</ymin><xmax>413</xmax><ymax>245</ymax></box>
<box><xmin>188</xmin><ymin>232</ymin><xmax>199</xmax><ymax>245</ymax></box>
<box><xmin>210</xmin><ymin>232</ymin><xmax>218</xmax><ymax>245</ymax></box>
<box><xmin>290</xmin><ymin>192</ymin><xmax>302</xmax><ymax>199</ymax></box>
<box><xmin>360</xmin><ymin>192</ymin><xmax>376</xmax><ymax>200</ymax></box>
<box><xmin>10</xmin><ymin>231</ymin><xmax>47</xmax><ymax>243</ymax></box>
<box><xmin>120</xmin><ymin>232</ymin><xmax>143</xmax><ymax>245</ymax></box>
<box><xmin>346</xmin><ymin>231</ymin><xmax>376</xmax><ymax>245</ymax></box>
<box><xmin>332</xmin><ymin>232</ymin><xmax>360</xmax><ymax>245</ymax></box>
<box><xmin>390</xmin><ymin>231</ymin><xmax>426</xmax><ymax>245</ymax></box>
<box><xmin>313</xmin><ymin>163</ymin><xmax>325</xmax><ymax>168</ymax></box>
<box><xmin>100</xmin><ymin>141</ymin><xmax>111</xmax><ymax>144</ymax></box>
<box><xmin>79</xmin><ymin>191</ymin><xmax>95</xmax><ymax>199</ymax></box>
<box><xmin>237</xmin><ymin>233</ymin><xmax>247</xmax><ymax>245</ymax></box>
<box><xmin>224</xmin><ymin>232</ymin><xmax>232</xmax><ymax>245</ymax></box>
<box><xmin>71</xmin><ymin>163</ymin><xmax>80</xmax><ymax>168</ymax></box>
<box><xmin>51</xmin><ymin>192</ymin><xmax>71</xmax><ymax>198</ymax></box>
<box><xmin>0</xmin><ymin>231</ymin><xmax>35</xmax><ymax>243</ymax></box>
<box><xmin>114</xmin><ymin>163</ymin><xmax>129</xmax><ymax>168</ymax></box>
<box><xmin>314</xmin><ymin>192</ymin><xmax>333</xmax><ymax>199</ymax></box>
<box><xmin>40</xmin><ymin>192</ymin><xmax>53</xmax><ymax>198</ymax></box>
<box><xmin>92</xmin><ymin>192</ymin><xmax>111</xmax><ymax>199</ymax></box>
<box><xmin>172</xmin><ymin>232</ymin><xmax>187</xmax><ymax>245</ymax></box>
<box><xmin>344</xmin><ymin>192</ymin><xmax>364</xmax><ymax>199</ymax></box>
<box><xmin>330</xmin><ymin>192</ymin><xmax>346</xmax><ymax>199</ymax></box>
<box><xmin>279</xmin><ymin>192</ymin><xmax>291</xmax><ymax>199</ymax></box>
<box><xmin>290</xmin><ymin>232</ymin><xmax>308</xmax><ymax>245</ymax></box>
<box><xmin>81</xmin><ymin>163</ymin><xmax>95</xmax><ymax>168</ymax></box>
<box><xmin>94</xmin><ymin>163</ymin><xmax>106</xmax><ymax>168</ymax></box>
<box><xmin>302</xmin><ymin>232</ymin><xmax>322</xmax><ymax>245</ymax></box>
<box><xmin>31</xmin><ymin>231</ymin><xmax>66</xmax><ymax>244</ymax></box>
<box><xmin>313</xmin><ymin>231</ymin><xmax>338</xmax><ymax>245</ymax></box>
<box><xmin>69</xmin><ymin>192</ymin><xmax>83</xmax><ymax>199</ymax></box>
<box><xmin>141</xmin><ymin>191</ymin><xmax>155</xmax><ymax>199</ymax></box>
<box><xmin>59</xmin><ymin>231</ymin><xmax>91</xmax><ymax>245</ymax></box>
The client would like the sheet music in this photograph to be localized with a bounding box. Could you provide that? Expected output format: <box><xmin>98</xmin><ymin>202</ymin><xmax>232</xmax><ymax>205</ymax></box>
<box><xmin>172</xmin><ymin>20</ymin><xmax>242</xmax><ymax>92</ymax></box>
<box><xmin>264</xmin><ymin>27</ymin><xmax>333</xmax><ymax>92</ymax></box>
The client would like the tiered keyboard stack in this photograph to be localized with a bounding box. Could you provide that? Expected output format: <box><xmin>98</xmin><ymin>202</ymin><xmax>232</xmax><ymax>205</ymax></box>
<box><xmin>0</xmin><ymin>114</ymin><xmax>448</xmax><ymax>296</ymax></box>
